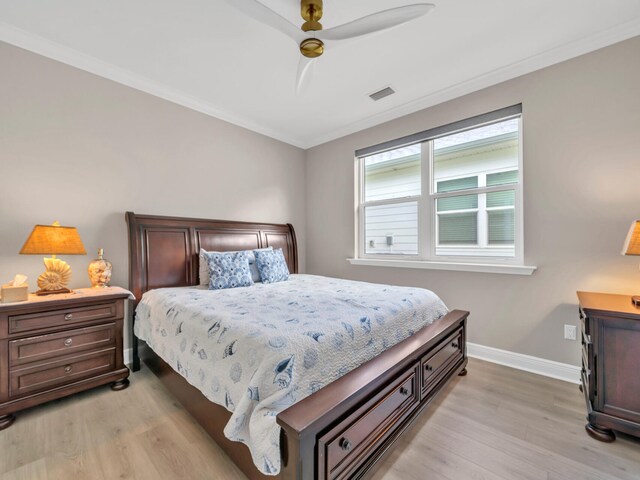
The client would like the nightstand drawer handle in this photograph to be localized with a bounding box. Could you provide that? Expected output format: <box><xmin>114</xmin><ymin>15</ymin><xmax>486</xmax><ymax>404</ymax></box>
<box><xmin>425</xmin><ymin>364</ymin><xmax>433</xmax><ymax>372</ymax></box>
<box><xmin>399</xmin><ymin>386</ymin><xmax>409</xmax><ymax>396</ymax></box>
<box><xmin>452</xmin><ymin>342</ymin><xmax>459</xmax><ymax>349</ymax></box>
<box><xmin>64</xmin><ymin>365</ymin><xmax>73</xmax><ymax>373</ymax></box>
<box><xmin>64</xmin><ymin>338</ymin><xmax>73</xmax><ymax>347</ymax></box>
<box><xmin>64</xmin><ymin>313</ymin><xmax>73</xmax><ymax>320</ymax></box>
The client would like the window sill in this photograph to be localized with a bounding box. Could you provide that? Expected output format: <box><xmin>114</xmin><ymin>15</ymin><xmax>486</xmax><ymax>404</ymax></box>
<box><xmin>347</xmin><ymin>258</ymin><xmax>537</xmax><ymax>275</ymax></box>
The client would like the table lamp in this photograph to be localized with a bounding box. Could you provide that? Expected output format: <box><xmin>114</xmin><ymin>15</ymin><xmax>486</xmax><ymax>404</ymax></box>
<box><xmin>622</xmin><ymin>220</ymin><xmax>640</xmax><ymax>306</ymax></box>
<box><xmin>19</xmin><ymin>221</ymin><xmax>86</xmax><ymax>295</ymax></box>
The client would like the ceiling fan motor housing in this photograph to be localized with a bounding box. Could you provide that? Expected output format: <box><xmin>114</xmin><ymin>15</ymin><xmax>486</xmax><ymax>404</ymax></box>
<box><xmin>301</xmin><ymin>0</ymin><xmax>323</xmax><ymax>32</ymax></box>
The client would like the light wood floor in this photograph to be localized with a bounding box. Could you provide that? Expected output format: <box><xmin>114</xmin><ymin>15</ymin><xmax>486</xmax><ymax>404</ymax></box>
<box><xmin>1</xmin><ymin>358</ymin><xmax>639</xmax><ymax>480</ymax></box>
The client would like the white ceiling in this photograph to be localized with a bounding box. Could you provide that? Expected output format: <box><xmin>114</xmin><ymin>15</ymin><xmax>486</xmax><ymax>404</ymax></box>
<box><xmin>1</xmin><ymin>1</ymin><xmax>640</xmax><ymax>148</ymax></box>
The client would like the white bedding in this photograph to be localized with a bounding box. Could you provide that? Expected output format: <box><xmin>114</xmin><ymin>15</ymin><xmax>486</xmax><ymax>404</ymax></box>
<box><xmin>134</xmin><ymin>274</ymin><xmax>448</xmax><ymax>475</ymax></box>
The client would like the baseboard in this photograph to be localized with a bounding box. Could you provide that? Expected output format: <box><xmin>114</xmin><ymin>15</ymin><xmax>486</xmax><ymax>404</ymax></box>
<box><xmin>124</xmin><ymin>347</ymin><xmax>133</xmax><ymax>367</ymax></box>
<box><xmin>467</xmin><ymin>342</ymin><xmax>581</xmax><ymax>384</ymax></box>
<box><xmin>125</xmin><ymin>344</ymin><xmax>580</xmax><ymax>384</ymax></box>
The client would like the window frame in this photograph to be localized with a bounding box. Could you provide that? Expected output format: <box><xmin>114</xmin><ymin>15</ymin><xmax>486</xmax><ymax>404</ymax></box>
<box><xmin>355</xmin><ymin>107</ymin><xmax>525</xmax><ymax>267</ymax></box>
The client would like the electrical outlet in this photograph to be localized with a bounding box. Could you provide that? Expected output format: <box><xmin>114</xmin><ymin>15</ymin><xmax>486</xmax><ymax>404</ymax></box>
<box><xmin>564</xmin><ymin>324</ymin><xmax>577</xmax><ymax>341</ymax></box>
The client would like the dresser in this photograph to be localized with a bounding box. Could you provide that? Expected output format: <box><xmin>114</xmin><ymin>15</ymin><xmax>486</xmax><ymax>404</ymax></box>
<box><xmin>0</xmin><ymin>288</ymin><xmax>131</xmax><ymax>430</ymax></box>
<box><xmin>577</xmin><ymin>291</ymin><xmax>640</xmax><ymax>442</ymax></box>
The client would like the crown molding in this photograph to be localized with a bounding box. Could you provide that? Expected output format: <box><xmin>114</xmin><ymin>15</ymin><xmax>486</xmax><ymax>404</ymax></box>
<box><xmin>0</xmin><ymin>22</ymin><xmax>308</xmax><ymax>149</ymax></box>
<box><xmin>303</xmin><ymin>17</ymin><xmax>640</xmax><ymax>148</ymax></box>
<box><xmin>2</xmin><ymin>18</ymin><xmax>639</xmax><ymax>151</ymax></box>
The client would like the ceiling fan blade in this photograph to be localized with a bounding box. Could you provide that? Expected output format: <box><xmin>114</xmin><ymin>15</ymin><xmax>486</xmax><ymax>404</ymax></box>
<box><xmin>295</xmin><ymin>56</ymin><xmax>316</xmax><ymax>94</ymax></box>
<box><xmin>224</xmin><ymin>0</ymin><xmax>306</xmax><ymax>44</ymax></box>
<box><xmin>316</xmin><ymin>3</ymin><xmax>434</xmax><ymax>41</ymax></box>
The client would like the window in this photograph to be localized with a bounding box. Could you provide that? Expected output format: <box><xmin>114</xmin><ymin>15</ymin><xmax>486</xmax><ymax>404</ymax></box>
<box><xmin>356</xmin><ymin>105</ymin><xmax>525</xmax><ymax>268</ymax></box>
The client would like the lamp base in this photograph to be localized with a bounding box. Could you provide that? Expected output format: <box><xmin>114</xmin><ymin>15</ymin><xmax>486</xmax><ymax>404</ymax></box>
<box><xmin>36</xmin><ymin>257</ymin><xmax>72</xmax><ymax>295</ymax></box>
<box><xmin>632</xmin><ymin>296</ymin><xmax>640</xmax><ymax>307</ymax></box>
<box><xmin>35</xmin><ymin>288</ymin><xmax>71</xmax><ymax>296</ymax></box>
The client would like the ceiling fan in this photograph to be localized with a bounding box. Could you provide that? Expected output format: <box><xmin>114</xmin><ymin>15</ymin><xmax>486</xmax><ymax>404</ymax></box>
<box><xmin>226</xmin><ymin>0</ymin><xmax>435</xmax><ymax>93</ymax></box>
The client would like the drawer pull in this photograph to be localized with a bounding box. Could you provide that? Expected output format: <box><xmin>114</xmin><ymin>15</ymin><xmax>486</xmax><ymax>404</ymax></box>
<box><xmin>64</xmin><ymin>313</ymin><xmax>73</xmax><ymax>320</ymax></box>
<box><xmin>339</xmin><ymin>437</ymin><xmax>352</xmax><ymax>452</ymax></box>
<box><xmin>64</xmin><ymin>338</ymin><xmax>73</xmax><ymax>347</ymax></box>
<box><xmin>425</xmin><ymin>364</ymin><xmax>433</xmax><ymax>372</ymax></box>
<box><xmin>399</xmin><ymin>386</ymin><xmax>409</xmax><ymax>396</ymax></box>
<box><xmin>451</xmin><ymin>342</ymin><xmax>459</xmax><ymax>349</ymax></box>
<box><xmin>64</xmin><ymin>365</ymin><xmax>73</xmax><ymax>373</ymax></box>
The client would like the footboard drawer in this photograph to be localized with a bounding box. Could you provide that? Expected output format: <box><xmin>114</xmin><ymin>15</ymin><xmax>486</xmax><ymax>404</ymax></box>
<box><xmin>318</xmin><ymin>364</ymin><xmax>419</xmax><ymax>480</ymax></box>
<box><xmin>421</xmin><ymin>327</ymin><xmax>464</xmax><ymax>399</ymax></box>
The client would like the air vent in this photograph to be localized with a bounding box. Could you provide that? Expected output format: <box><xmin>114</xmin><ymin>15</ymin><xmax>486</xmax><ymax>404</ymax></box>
<box><xmin>369</xmin><ymin>86</ymin><xmax>395</xmax><ymax>101</ymax></box>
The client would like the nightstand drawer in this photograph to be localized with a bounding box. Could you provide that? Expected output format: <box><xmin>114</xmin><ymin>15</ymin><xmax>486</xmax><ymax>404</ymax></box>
<box><xmin>9</xmin><ymin>323</ymin><xmax>117</xmax><ymax>367</ymax></box>
<box><xmin>9</xmin><ymin>348</ymin><xmax>116</xmax><ymax>398</ymax></box>
<box><xmin>9</xmin><ymin>303</ymin><xmax>118</xmax><ymax>335</ymax></box>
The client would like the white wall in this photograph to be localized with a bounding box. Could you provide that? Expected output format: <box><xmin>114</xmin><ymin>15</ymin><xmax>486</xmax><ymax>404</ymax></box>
<box><xmin>0</xmin><ymin>42</ymin><xmax>307</xmax><ymax>350</ymax></box>
<box><xmin>305</xmin><ymin>36</ymin><xmax>640</xmax><ymax>366</ymax></box>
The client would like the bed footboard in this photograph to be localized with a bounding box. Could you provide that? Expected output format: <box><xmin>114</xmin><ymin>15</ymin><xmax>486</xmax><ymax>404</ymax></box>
<box><xmin>277</xmin><ymin>309</ymin><xmax>468</xmax><ymax>480</ymax></box>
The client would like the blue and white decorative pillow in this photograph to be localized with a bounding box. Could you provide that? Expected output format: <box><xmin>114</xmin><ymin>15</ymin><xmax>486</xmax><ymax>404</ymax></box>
<box><xmin>199</xmin><ymin>247</ymin><xmax>271</xmax><ymax>285</ymax></box>
<box><xmin>205</xmin><ymin>251</ymin><xmax>254</xmax><ymax>290</ymax></box>
<box><xmin>254</xmin><ymin>248</ymin><xmax>290</xmax><ymax>284</ymax></box>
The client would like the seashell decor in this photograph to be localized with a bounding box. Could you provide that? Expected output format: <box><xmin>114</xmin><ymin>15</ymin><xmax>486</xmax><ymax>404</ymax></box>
<box><xmin>88</xmin><ymin>248</ymin><xmax>112</xmax><ymax>288</ymax></box>
<box><xmin>37</xmin><ymin>257</ymin><xmax>72</xmax><ymax>291</ymax></box>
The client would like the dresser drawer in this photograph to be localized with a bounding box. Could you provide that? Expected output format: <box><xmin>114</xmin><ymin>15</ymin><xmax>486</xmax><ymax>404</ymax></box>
<box><xmin>9</xmin><ymin>348</ymin><xmax>116</xmax><ymax>398</ymax></box>
<box><xmin>421</xmin><ymin>328</ymin><xmax>463</xmax><ymax>398</ymax></box>
<box><xmin>318</xmin><ymin>366</ymin><xmax>419</xmax><ymax>480</ymax></box>
<box><xmin>9</xmin><ymin>303</ymin><xmax>118</xmax><ymax>335</ymax></box>
<box><xmin>9</xmin><ymin>323</ymin><xmax>117</xmax><ymax>367</ymax></box>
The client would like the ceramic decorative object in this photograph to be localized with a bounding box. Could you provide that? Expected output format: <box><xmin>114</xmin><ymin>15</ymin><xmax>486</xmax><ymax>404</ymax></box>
<box><xmin>37</xmin><ymin>257</ymin><xmax>72</xmax><ymax>291</ymax></box>
<box><xmin>88</xmin><ymin>248</ymin><xmax>112</xmax><ymax>288</ymax></box>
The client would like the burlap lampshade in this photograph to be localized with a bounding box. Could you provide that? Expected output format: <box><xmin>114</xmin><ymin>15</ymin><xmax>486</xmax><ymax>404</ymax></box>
<box><xmin>20</xmin><ymin>224</ymin><xmax>86</xmax><ymax>255</ymax></box>
<box><xmin>622</xmin><ymin>220</ymin><xmax>640</xmax><ymax>256</ymax></box>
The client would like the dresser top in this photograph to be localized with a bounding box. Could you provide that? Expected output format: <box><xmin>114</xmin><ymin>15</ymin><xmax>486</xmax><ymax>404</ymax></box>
<box><xmin>577</xmin><ymin>291</ymin><xmax>640</xmax><ymax>320</ymax></box>
<box><xmin>0</xmin><ymin>286</ymin><xmax>134</xmax><ymax>312</ymax></box>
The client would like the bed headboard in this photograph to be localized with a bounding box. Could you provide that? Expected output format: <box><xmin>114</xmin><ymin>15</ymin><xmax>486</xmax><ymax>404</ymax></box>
<box><xmin>126</xmin><ymin>212</ymin><xmax>298</xmax><ymax>303</ymax></box>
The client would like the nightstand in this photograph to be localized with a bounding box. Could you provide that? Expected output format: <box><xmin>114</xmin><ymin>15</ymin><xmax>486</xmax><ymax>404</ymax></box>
<box><xmin>0</xmin><ymin>287</ymin><xmax>132</xmax><ymax>430</ymax></box>
<box><xmin>577</xmin><ymin>291</ymin><xmax>640</xmax><ymax>442</ymax></box>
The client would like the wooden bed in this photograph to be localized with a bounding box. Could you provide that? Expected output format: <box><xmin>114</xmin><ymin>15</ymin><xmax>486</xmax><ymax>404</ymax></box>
<box><xmin>126</xmin><ymin>212</ymin><xmax>469</xmax><ymax>480</ymax></box>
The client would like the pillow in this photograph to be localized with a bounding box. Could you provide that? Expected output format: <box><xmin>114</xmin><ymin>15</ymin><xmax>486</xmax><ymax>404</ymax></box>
<box><xmin>199</xmin><ymin>247</ymin><xmax>272</xmax><ymax>285</ymax></box>
<box><xmin>205</xmin><ymin>251</ymin><xmax>254</xmax><ymax>290</ymax></box>
<box><xmin>254</xmin><ymin>248</ymin><xmax>290</xmax><ymax>284</ymax></box>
